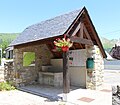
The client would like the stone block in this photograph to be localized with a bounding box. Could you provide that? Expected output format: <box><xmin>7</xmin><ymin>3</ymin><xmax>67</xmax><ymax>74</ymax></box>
<box><xmin>16</xmin><ymin>79</ymin><xmax>22</xmax><ymax>83</ymax></box>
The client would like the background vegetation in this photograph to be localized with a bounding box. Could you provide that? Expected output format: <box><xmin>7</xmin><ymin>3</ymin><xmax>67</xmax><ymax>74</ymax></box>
<box><xmin>0</xmin><ymin>33</ymin><xmax>19</xmax><ymax>57</ymax></box>
<box><xmin>23</xmin><ymin>52</ymin><xmax>35</xmax><ymax>66</ymax></box>
<box><xmin>0</xmin><ymin>82</ymin><xmax>15</xmax><ymax>91</ymax></box>
<box><xmin>100</xmin><ymin>37</ymin><xmax>119</xmax><ymax>52</ymax></box>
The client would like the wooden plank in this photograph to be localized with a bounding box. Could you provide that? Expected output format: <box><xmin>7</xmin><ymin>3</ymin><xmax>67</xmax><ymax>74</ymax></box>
<box><xmin>83</xmin><ymin>23</ymin><xmax>92</xmax><ymax>40</ymax></box>
<box><xmin>70</xmin><ymin>37</ymin><xmax>93</xmax><ymax>45</ymax></box>
<box><xmin>79</xmin><ymin>23</ymin><xmax>83</xmax><ymax>38</ymax></box>
<box><xmin>71</xmin><ymin>22</ymin><xmax>81</xmax><ymax>36</ymax></box>
<box><xmin>63</xmin><ymin>51</ymin><xmax>70</xmax><ymax>93</ymax></box>
<box><xmin>74</xmin><ymin>43</ymin><xmax>83</xmax><ymax>49</ymax></box>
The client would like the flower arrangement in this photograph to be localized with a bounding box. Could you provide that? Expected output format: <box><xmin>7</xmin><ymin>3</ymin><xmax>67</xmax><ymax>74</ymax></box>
<box><xmin>53</xmin><ymin>35</ymin><xmax>73</xmax><ymax>52</ymax></box>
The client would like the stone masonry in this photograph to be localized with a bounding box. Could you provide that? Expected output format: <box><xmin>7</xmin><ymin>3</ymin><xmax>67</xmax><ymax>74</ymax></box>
<box><xmin>14</xmin><ymin>44</ymin><xmax>53</xmax><ymax>86</ymax></box>
<box><xmin>0</xmin><ymin>67</ymin><xmax>4</xmax><ymax>82</ymax></box>
<box><xmin>39</xmin><ymin>72</ymin><xmax>63</xmax><ymax>87</ymax></box>
<box><xmin>86</xmin><ymin>45</ymin><xmax>104</xmax><ymax>90</ymax></box>
<box><xmin>4</xmin><ymin>61</ymin><xmax>15</xmax><ymax>83</ymax></box>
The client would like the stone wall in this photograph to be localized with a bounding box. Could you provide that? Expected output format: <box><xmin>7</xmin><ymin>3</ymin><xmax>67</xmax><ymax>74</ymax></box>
<box><xmin>0</xmin><ymin>67</ymin><xmax>4</xmax><ymax>82</ymax></box>
<box><xmin>86</xmin><ymin>45</ymin><xmax>104</xmax><ymax>90</ymax></box>
<box><xmin>4</xmin><ymin>61</ymin><xmax>15</xmax><ymax>83</ymax></box>
<box><xmin>14</xmin><ymin>44</ymin><xmax>53</xmax><ymax>86</ymax></box>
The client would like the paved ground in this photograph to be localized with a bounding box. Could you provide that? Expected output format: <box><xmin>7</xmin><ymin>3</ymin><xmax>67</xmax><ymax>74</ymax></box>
<box><xmin>104</xmin><ymin>70</ymin><xmax>120</xmax><ymax>85</ymax></box>
<box><xmin>0</xmin><ymin>84</ymin><xmax>112</xmax><ymax>105</ymax></box>
<box><xmin>0</xmin><ymin>90</ymin><xmax>65</xmax><ymax>105</ymax></box>
<box><xmin>0</xmin><ymin>70</ymin><xmax>119</xmax><ymax>105</ymax></box>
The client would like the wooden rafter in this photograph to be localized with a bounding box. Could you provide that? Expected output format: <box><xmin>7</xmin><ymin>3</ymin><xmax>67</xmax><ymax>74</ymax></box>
<box><xmin>79</xmin><ymin>22</ymin><xmax>84</xmax><ymax>38</ymax></box>
<box><xmin>83</xmin><ymin>23</ymin><xmax>92</xmax><ymax>40</ymax></box>
<box><xmin>70</xmin><ymin>22</ymin><xmax>81</xmax><ymax>36</ymax></box>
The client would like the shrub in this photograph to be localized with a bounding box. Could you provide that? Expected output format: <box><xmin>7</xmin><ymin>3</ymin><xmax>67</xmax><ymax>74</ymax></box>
<box><xmin>0</xmin><ymin>82</ymin><xmax>15</xmax><ymax>91</ymax></box>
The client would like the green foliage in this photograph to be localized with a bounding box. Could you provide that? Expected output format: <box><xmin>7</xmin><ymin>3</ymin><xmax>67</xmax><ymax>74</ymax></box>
<box><xmin>0</xmin><ymin>33</ymin><xmax>18</xmax><ymax>57</ymax></box>
<box><xmin>23</xmin><ymin>52</ymin><xmax>35</xmax><ymax>66</ymax></box>
<box><xmin>0</xmin><ymin>82</ymin><xmax>15</xmax><ymax>91</ymax></box>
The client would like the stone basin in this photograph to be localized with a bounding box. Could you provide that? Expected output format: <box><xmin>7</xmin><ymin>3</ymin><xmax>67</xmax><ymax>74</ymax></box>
<box><xmin>39</xmin><ymin>71</ymin><xmax>63</xmax><ymax>87</ymax></box>
<box><xmin>46</xmin><ymin>67</ymin><xmax>63</xmax><ymax>73</ymax></box>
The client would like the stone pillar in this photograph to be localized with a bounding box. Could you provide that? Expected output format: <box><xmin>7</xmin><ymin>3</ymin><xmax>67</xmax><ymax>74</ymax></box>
<box><xmin>86</xmin><ymin>45</ymin><xmax>104</xmax><ymax>90</ymax></box>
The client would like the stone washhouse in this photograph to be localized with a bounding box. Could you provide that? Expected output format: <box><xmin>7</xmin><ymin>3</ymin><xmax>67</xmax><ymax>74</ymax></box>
<box><xmin>9</xmin><ymin>7</ymin><xmax>106</xmax><ymax>90</ymax></box>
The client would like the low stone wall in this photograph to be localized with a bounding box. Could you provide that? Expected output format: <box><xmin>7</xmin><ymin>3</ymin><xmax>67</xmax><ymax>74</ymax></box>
<box><xmin>0</xmin><ymin>67</ymin><xmax>4</xmax><ymax>82</ymax></box>
<box><xmin>4</xmin><ymin>61</ymin><xmax>16</xmax><ymax>84</ymax></box>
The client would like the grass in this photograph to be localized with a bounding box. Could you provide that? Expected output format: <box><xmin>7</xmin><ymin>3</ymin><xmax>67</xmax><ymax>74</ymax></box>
<box><xmin>23</xmin><ymin>52</ymin><xmax>35</xmax><ymax>66</ymax></box>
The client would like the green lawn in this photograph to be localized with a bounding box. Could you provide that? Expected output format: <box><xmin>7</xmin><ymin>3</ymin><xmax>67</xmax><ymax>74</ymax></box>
<box><xmin>23</xmin><ymin>52</ymin><xmax>35</xmax><ymax>66</ymax></box>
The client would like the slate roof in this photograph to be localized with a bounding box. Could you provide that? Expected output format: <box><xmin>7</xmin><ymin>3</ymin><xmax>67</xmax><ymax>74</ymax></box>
<box><xmin>10</xmin><ymin>9</ymin><xmax>81</xmax><ymax>46</ymax></box>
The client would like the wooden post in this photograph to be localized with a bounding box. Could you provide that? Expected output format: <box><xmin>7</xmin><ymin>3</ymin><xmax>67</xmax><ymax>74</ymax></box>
<box><xmin>63</xmin><ymin>51</ymin><xmax>70</xmax><ymax>94</ymax></box>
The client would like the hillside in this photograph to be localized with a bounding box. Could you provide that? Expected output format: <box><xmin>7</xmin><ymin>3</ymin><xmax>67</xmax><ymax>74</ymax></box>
<box><xmin>100</xmin><ymin>37</ymin><xmax>119</xmax><ymax>52</ymax></box>
<box><xmin>0</xmin><ymin>33</ymin><xmax>18</xmax><ymax>44</ymax></box>
<box><xmin>0</xmin><ymin>33</ymin><xmax>19</xmax><ymax>56</ymax></box>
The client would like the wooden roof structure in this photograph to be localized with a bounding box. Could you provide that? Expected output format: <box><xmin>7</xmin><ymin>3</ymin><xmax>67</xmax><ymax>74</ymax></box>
<box><xmin>10</xmin><ymin>7</ymin><xmax>107</xmax><ymax>58</ymax></box>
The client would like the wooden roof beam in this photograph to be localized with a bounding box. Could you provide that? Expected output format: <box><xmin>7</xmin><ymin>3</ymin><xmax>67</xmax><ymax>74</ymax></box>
<box><xmin>70</xmin><ymin>22</ymin><xmax>81</xmax><ymax>37</ymax></box>
<box><xmin>83</xmin><ymin>23</ymin><xmax>92</xmax><ymax>40</ymax></box>
<box><xmin>70</xmin><ymin>36</ymin><xmax>94</xmax><ymax>45</ymax></box>
<box><xmin>79</xmin><ymin>22</ymin><xmax>84</xmax><ymax>38</ymax></box>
